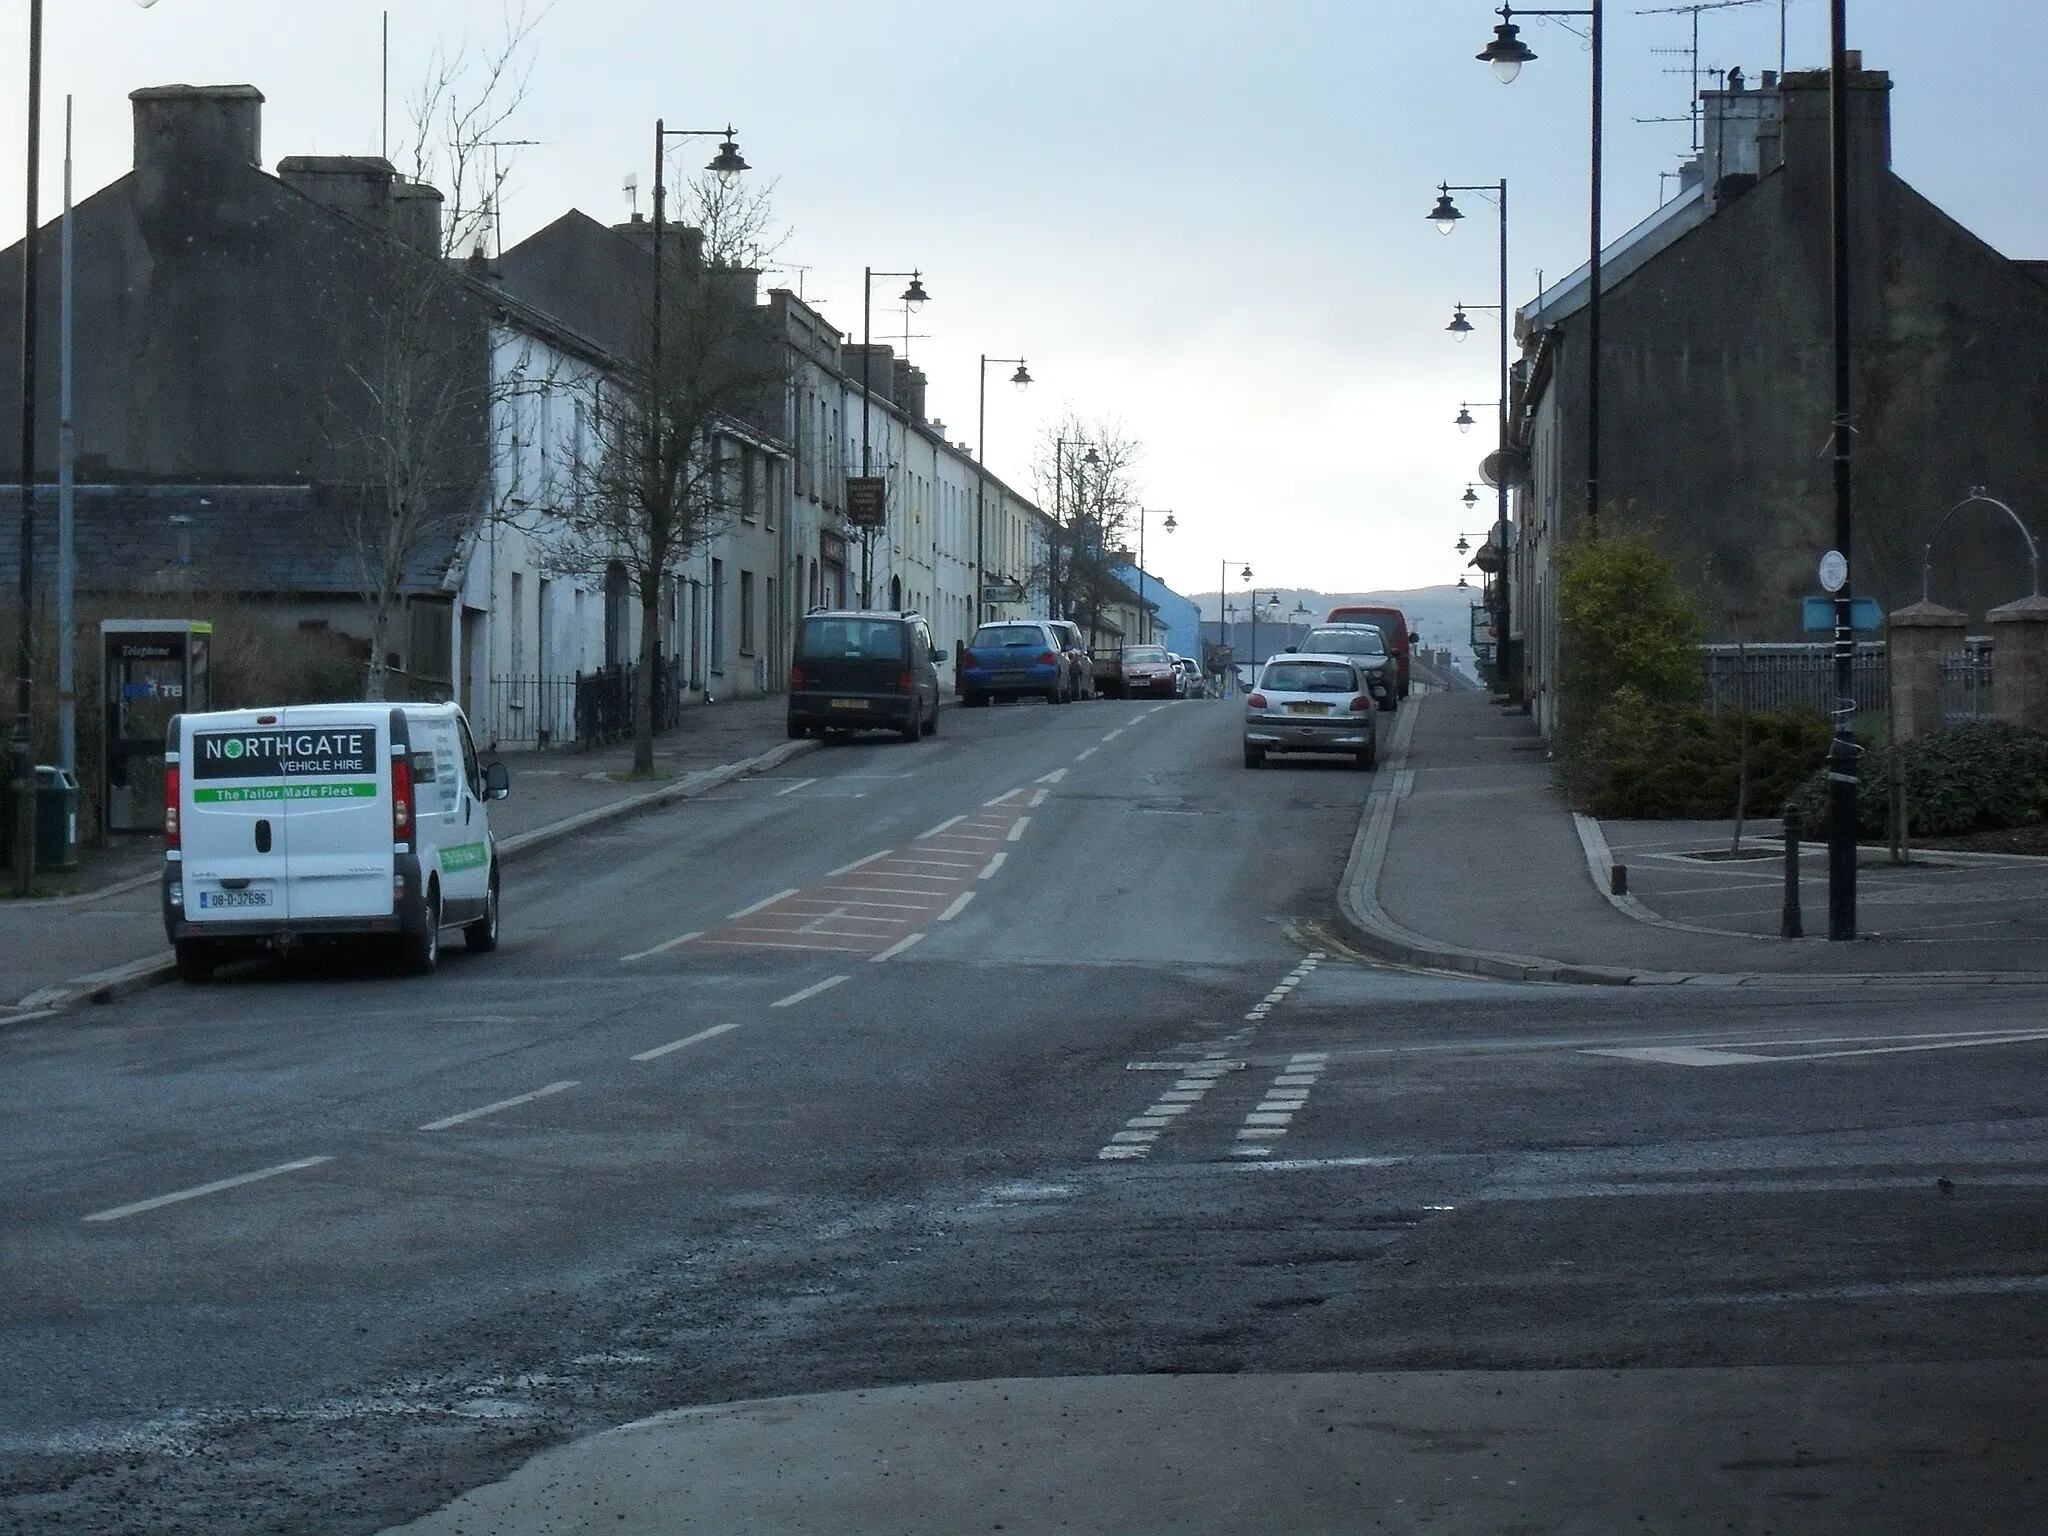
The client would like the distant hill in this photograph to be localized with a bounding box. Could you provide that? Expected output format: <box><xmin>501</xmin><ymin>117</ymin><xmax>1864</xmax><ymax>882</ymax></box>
<box><xmin>1189</xmin><ymin>584</ymin><xmax>1483</xmax><ymax>678</ymax></box>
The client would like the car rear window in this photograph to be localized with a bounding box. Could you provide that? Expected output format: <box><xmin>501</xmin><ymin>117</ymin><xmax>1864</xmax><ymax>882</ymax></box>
<box><xmin>1260</xmin><ymin>661</ymin><xmax>1357</xmax><ymax>693</ymax></box>
<box><xmin>971</xmin><ymin>624</ymin><xmax>1049</xmax><ymax>649</ymax></box>
<box><xmin>1122</xmin><ymin>646</ymin><xmax>1169</xmax><ymax>664</ymax></box>
<box><xmin>799</xmin><ymin>618</ymin><xmax>907</xmax><ymax>661</ymax></box>
<box><xmin>1305</xmin><ymin>628</ymin><xmax>1386</xmax><ymax>655</ymax></box>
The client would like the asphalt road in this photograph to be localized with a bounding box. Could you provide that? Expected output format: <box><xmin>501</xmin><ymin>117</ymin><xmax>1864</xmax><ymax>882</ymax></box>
<box><xmin>3</xmin><ymin>693</ymin><xmax>2046</xmax><ymax>1533</ymax></box>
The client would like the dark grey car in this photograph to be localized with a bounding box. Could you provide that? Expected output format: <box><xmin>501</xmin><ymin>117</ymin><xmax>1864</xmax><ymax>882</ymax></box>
<box><xmin>787</xmin><ymin>610</ymin><xmax>942</xmax><ymax>742</ymax></box>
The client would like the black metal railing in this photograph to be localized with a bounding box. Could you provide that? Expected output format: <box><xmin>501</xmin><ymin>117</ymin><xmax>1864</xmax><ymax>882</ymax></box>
<box><xmin>484</xmin><ymin>675</ymin><xmax>578</xmax><ymax>749</ymax></box>
<box><xmin>1700</xmin><ymin>642</ymin><xmax>1889</xmax><ymax>718</ymax></box>
<box><xmin>574</xmin><ymin>658</ymin><xmax>684</xmax><ymax>747</ymax></box>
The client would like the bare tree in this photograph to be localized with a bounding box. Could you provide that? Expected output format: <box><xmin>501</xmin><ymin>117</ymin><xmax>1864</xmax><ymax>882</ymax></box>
<box><xmin>1030</xmin><ymin>415</ymin><xmax>1143</xmax><ymax>643</ymax></box>
<box><xmin>329</xmin><ymin>9</ymin><xmax>547</xmax><ymax>702</ymax></box>
<box><xmin>686</xmin><ymin>169</ymin><xmax>791</xmax><ymax>273</ymax></box>
<box><xmin>546</xmin><ymin>250</ymin><xmax>785</xmax><ymax>774</ymax></box>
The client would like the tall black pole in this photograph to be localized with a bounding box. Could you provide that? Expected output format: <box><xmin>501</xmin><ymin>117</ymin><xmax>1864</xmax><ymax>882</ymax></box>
<box><xmin>1495</xmin><ymin>177</ymin><xmax>1513</xmax><ymax>695</ymax></box>
<box><xmin>649</xmin><ymin>118</ymin><xmax>665</xmax><ymax>491</ymax></box>
<box><xmin>860</xmin><ymin>267</ymin><xmax>873</xmax><ymax>609</ymax></box>
<box><xmin>1585</xmin><ymin>0</ymin><xmax>1603</xmax><ymax>538</ymax></box>
<box><xmin>1826</xmin><ymin>0</ymin><xmax>1858</xmax><ymax>939</ymax></box>
<box><xmin>976</xmin><ymin>356</ymin><xmax>987</xmax><ymax>628</ymax></box>
<box><xmin>11</xmin><ymin>0</ymin><xmax>44</xmax><ymax>896</ymax></box>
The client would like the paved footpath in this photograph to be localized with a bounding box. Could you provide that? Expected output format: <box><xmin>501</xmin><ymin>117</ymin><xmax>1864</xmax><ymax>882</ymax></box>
<box><xmin>1341</xmin><ymin>691</ymin><xmax>2048</xmax><ymax>984</ymax></box>
<box><xmin>0</xmin><ymin>696</ymin><xmax>810</xmax><ymax>1014</ymax></box>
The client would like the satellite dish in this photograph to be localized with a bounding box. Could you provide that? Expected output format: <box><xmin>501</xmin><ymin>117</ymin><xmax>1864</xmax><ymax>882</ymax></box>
<box><xmin>1479</xmin><ymin>449</ymin><xmax>1530</xmax><ymax>489</ymax></box>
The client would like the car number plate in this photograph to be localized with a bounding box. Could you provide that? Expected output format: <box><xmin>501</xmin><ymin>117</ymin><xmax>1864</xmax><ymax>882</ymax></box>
<box><xmin>828</xmin><ymin>698</ymin><xmax>871</xmax><ymax>711</ymax></box>
<box><xmin>1285</xmin><ymin>701</ymin><xmax>1332</xmax><ymax>715</ymax></box>
<box><xmin>199</xmin><ymin>888</ymin><xmax>272</xmax><ymax>909</ymax></box>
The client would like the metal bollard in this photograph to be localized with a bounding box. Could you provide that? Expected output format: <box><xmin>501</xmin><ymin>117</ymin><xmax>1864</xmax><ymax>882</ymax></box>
<box><xmin>1781</xmin><ymin>802</ymin><xmax>1804</xmax><ymax>939</ymax></box>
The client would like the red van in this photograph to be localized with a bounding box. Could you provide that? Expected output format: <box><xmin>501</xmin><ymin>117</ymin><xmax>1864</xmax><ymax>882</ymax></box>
<box><xmin>1324</xmin><ymin>605</ymin><xmax>1415</xmax><ymax>697</ymax></box>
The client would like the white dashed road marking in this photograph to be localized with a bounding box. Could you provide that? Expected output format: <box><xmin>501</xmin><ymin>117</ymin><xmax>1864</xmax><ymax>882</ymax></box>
<box><xmin>619</xmin><ymin>931</ymin><xmax>703</xmax><ymax>963</ymax></box>
<box><xmin>771</xmin><ymin>975</ymin><xmax>851</xmax><ymax>1008</ymax></box>
<box><xmin>918</xmin><ymin>814</ymin><xmax>966</xmax><ymax>839</ymax></box>
<box><xmin>421</xmin><ymin>1081</ymin><xmax>578</xmax><ymax>1133</ymax></box>
<box><xmin>1007</xmin><ymin>817</ymin><xmax>1030</xmax><ymax>841</ymax></box>
<box><xmin>978</xmin><ymin>852</ymin><xmax>1008</xmax><ymax>879</ymax></box>
<box><xmin>727</xmin><ymin>889</ymin><xmax>801</xmax><ymax>920</ymax></box>
<box><xmin>826</xmin><ymin>850</ymin><xmax>893</xmax><ymax>876</ymax></box>
<box><xmin>83</xmin><ymin>1156</ymin><xmax>334</xmax><ymax>1224</ymax></box>
<box><xmin>1029</xmin><ymin>787</ymin><xmax>1050</xmax><ymax>807</ymax></box>
<box><xmin>632</xmin><ymin>1022</ymin><xmax>741</xmax><ymax>1062</ymax></box>
<box><xmin>869</xmin><ymin>933</ymin><xmax>925</xmax><ymax>963</ymax></box>
<box><xmin>1034</xmin><ymin>768</ymin><xmax>1067</xmax><ymax>784</ymax></box>
<box><xmin>772</xmin><ymin>778</ymin><xmax>817</xmax><ymax>796</ymax></box>
<box><xmin>1097</xmin><ymin>952</ymin><xmax>1326</xmax><ymax>1163</ymax></box>
<box><xmin>937</xmin><ymin>890</ymin><xmax>977</xmax><ymax>922</ymax></box>
<box><xmin>984</xmin><ymin>788</ymin><xmax>1028</xmax><ymax>807</ymax></box>
<box><xmin>1075</xmin><ymin>747</ymin><xmax>1098</xmax><ymax>761</ymax></box>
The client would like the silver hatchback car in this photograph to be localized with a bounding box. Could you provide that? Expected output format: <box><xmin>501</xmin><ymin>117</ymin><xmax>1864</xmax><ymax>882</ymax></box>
<box><xmin>1242</xmin><ymin>654</ymin><xmax>1378</xmax><ymax>770</ymax></box>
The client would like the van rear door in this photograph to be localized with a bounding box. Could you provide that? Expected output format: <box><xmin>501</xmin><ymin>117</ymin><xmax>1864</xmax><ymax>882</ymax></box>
<box><xmin>182</xmin><ymin>710</ymin><xmax>294</xmax><ymax>923</ymax></box>
<box><xmin>277</xmin><ymin>708</ymin><xmax>393</xmax><ymax>921</ymax></box>
<box><xmin>797</xmin><ymin>616</ymin><xmax>908</xmax><ymax>704</ymax></box>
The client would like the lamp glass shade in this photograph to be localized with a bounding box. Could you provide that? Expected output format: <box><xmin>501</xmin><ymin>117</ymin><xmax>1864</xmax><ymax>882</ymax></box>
<box><xmin>1082</xmin><ymin>447</ymin><xmax>1101</xmax><ymax>467</ymax></box>
<box><xmin>1458</xmin><ymin>573</ymin><xmax>1470</xmax><ymax>588</ymax></box>
<box><xmin>1163</xmin><ymin>513</ymin><xmax>1177</xmax><ymax>534</ymax></box>
<box><xmin>1456</xmin><ymin>535</ymin><xmax>1471</xmax><ymax>554</ymax></box>
<box><xmin>1454</xmin><ymin>407</ymin><xmax>1475</xmax><ymax>432</ymax></box>
<box><xmin>1447</xmin><ymin>309</ymin><xmax>1474</xmax><ymax>339</ymax></box>
<box><xmin>901</xmin><ymin>273</ymin><xmax>930</xmax><ymax>311</ymax></box>
<box><xmin>1241</xmin><ymin>566</ymin><xmax>1253</xmax><ymax>583</ymax></box>
<box><xmin>1010</xmin><ymin>363</ymin><xmax>1032</xmax><ymax>390</ymax></box>
<box><xmin>1478</xmin><ymin>21</ymin><xmax>1535</xmax><ymax>83</ymax></box>
<box><xmin>1430</xmin><ymin>192</ymin><xmax>1463</xmax><ymax>235</ymax></box>
<box><xmin>1462</xmin><ymin>487</ymin><xmax>1479</xmax><ymax>507</ymax></box>
<box><xmin>1266</xmin><ymin>597</ymin><xmax>1282</xmax><ymax>618</ymax></box>
<box><xmin>706</xmin><ymin>138</ymin><xmax>749</xmax><ymax>186</ymax></box>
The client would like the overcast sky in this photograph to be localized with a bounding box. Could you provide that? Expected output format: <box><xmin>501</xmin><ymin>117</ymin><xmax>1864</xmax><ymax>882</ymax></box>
<box><xmin>3</xmin><ymin>1</ymin><xmax>2040</xmax><ymax>599</ymax></box>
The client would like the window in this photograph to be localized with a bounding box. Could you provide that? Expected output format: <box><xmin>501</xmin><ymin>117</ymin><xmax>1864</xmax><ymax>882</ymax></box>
<box><xmin>710</xmin><ymin>559</ymin><xmax>727</xmax><ymax>672</ymax></box>
<box><xmin>740</xmin><ymin>570</ymin><xmax>757</xmax><ymax>657</ymax></box>
<box><xmin>509</xmin><ymin>572</ymin><xmax>525</xmax><ymax>675</ymax></box>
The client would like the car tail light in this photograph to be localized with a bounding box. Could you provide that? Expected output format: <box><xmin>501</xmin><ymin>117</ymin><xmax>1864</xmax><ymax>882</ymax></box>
<box><xmin>1036</xmin><ymin>650</ymin><xmax>1059</xmax><ymax>666</ymax></box>
<box><xmin>1350</xmin><ymin>695</ymin><xmax>1372</xmax><ymax>712</ymax></box>
<box><xmin>164</xmin><ymin>764</ymin><xmax>181</xmax><ymax>849</ymax></box>
<box><xmin>391</xmin><ymin>752</ymin><xmax>413</xmax><ymax>842</ymax></box>
<box><xmin>1248</xmin><ymin>692</ymin><xmax>1267</xmax><ymax>709</ymax></box>
<box><xmin>789</xmin><ymin>663</ymin><xmax>804</xmax><ymax>691</ymax></box>
<box><xmin>898</xmin><ymin>668</ymin><xmax>915</xmax><ymax>694</ymax></box>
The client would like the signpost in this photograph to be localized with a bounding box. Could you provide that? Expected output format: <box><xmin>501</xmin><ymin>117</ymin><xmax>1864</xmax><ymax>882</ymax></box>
<box><xmin>845</xmin><ymin>477</ymin><xmax>886</xmax><ymax>529</ymax></box>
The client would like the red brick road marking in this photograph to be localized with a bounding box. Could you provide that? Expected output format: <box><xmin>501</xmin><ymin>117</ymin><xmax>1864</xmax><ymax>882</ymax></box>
<box><xmin>684</xmin><ymin>811</ymin><xmax>1025</xmax><ymax>956</ymax></box>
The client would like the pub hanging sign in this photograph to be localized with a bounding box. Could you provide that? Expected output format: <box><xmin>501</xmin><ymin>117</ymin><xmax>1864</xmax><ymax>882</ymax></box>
<box><xmin>845</xmin><ymin>476</ymin><xmax>887</xmax><ymax>529</ymax></box>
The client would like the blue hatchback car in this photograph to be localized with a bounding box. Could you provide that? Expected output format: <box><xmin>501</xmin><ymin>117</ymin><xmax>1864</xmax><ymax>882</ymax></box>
<box><xmin>961</xmin><ymin>620</ymin><xmax>1068</xmax><ymax>707</ymax></box>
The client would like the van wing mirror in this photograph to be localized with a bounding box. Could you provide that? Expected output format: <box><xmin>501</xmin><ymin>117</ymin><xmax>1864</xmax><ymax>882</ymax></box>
<box><xmin>1408</xmin><ymin>631</ymin><xmax>1421</xmax><ymax>645</ymax></box>
<box><xmin>931</xmin><ymin>647</ymin><xmax>945</xmax><ymax>665</ymax></box>
<box><xmin>485</xmin><ymin>761</ymin><xmax>511</xmax><ymax>800</ymax></box>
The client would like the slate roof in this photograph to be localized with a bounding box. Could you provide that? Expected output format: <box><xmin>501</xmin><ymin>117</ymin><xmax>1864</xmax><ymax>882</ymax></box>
<box><xmin>0</xmin><ymin>483</ymin><xmax>467</xmax><ymax>598</ymax></box>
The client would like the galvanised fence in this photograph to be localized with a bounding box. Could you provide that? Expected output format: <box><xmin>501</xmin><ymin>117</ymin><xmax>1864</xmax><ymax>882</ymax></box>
<box><xmin>1939</xmin><ymin>639</ymin><xmax>1995</xmax><ymax>726</ymax></box>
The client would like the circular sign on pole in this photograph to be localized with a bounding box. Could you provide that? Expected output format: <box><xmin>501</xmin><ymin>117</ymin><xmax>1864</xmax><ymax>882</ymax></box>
<box><xmin>1818</xmin><ymin>550</ymin><xmax>1848</xmax><ymax>593</ymax></box>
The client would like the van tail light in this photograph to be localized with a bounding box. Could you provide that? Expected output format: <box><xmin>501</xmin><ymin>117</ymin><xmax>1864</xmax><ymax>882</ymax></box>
<box><xmin>391</xmin><ymin>752</ymin><xmax>413</xmax><ymax>842</ymax></box>
<box><xmin>164</xmin><ymin>765</ymin><xmax>181</xmax><ymax>849</ymax></box>
<box><xmin>1248</xmin><ymin>692</ymin><xmax>1267</xmax><ymax>709</ymax></box>
<box><xmin>1036</xmin><ymin>650</ymin><xmax>1059</xmax><ymax>666</ymax></box>
<box><xmin>898</xmin><ymin>668</ymin><xmax>915</xmax><ymax>695</ymax></box>
<box><xmin>789</xmin><ymin>663</ymin><xmax>804</xmax><ymax>691</ymax></box>
<box><xmin>1350</xmin><ymin>695</ymin><xmax>1373</xmax><ymax>712</ymax></box>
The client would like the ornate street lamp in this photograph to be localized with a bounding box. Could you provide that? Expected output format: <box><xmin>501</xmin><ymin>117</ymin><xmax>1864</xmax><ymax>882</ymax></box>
<box><xmin>975</xmin><ymin>354</ymin><xmax>1032</xmax><ymax>623</ymax></box>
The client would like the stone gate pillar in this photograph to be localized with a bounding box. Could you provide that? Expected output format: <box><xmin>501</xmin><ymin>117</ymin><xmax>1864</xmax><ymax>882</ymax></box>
<box><xmin>1987</xmin><ymin>593</ymin><xmax>2048</xmax><ymax>732</ymax></box>
<box><xmin>1887</xmin><ymin>600</ymin><xmax>1968</xmax><ymax>742</ymax></box>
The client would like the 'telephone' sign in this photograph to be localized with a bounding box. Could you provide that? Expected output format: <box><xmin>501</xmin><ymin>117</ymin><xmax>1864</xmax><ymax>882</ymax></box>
<box><xmin>192</xmin><ymin>728</ymin><xmax>376</xmax><ymax>779</ymax></box>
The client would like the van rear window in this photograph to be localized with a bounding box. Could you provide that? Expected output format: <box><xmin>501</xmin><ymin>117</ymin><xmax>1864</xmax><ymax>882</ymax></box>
<box><xmin>799</xmin><ymin>618</ymin><xmax>907</xmax><ymax>661</ymax></box>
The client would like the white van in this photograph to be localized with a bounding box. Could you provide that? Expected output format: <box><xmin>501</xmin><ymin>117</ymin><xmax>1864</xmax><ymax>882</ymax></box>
<box><xmin>160</xmin><ymin>702</ymin><xmax>509</xmax><ymax>980</ymax></box>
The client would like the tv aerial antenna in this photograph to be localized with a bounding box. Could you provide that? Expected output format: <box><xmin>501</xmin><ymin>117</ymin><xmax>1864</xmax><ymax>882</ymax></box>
<box><xmin>1636</xmin><ymin>0</ymin><xmax>1769</xmax><ymax>151</ymax></box>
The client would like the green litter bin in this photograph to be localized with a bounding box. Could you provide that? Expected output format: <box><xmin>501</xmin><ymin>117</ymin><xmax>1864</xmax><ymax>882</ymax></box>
<box><xmin>35</xmin><ymin>765</ymin><xmax>79</xmax><ymax>872</ymax></box>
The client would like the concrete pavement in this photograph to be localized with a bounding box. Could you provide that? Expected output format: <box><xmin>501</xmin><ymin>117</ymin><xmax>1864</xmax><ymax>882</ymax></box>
<box><xmin>1339</xmin><ymin>692</ymin><xmax>2048</xmax><ymax>984</ymax></box>
<box><xmin>387</xmin><ymin>1364</ymin><xmax>2048</xmax><ymax>1535</ymax></box>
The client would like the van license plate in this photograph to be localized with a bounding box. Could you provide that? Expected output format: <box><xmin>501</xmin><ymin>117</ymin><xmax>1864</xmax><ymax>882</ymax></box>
<box><xmin>828</xmin><ymin>698</ymin><xmax>871</xmax><ymax>711</ymax></box>
<box><xmin>199</xmin><ymin>889</ymin><xmax>272</xmax><ymax>909</ymax></box>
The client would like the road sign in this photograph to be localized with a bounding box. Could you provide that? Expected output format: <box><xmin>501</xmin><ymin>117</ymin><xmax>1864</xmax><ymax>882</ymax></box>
<box><xmin>1818</xmin><ymin>549</ymin><xmax>1848</xmax><ymax>593</ymax></box>
<box><xmin>980</xmin><ymin>583</ymin><xmax>1024</xmax><ymax>605</ymax></box>
<box><xmin>845</xmin><ymin>477</ymin><xmax>887</xmax><ymax>529</ymax></box>
<box><xmin>1802</xmin><ymin>596</ymin><xmax>1881</xmax><ymax>632</ymax></box>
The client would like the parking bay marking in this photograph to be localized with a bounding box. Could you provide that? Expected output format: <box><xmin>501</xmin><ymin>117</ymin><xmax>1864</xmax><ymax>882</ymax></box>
<box><xmin>632</xmin><ymin>1022</ymin><xmax>742</xmax><ymax>1062</ymax></box>
<box><xmin>421</xmin><ymin>1080</ymin><xmax>578</xmax><ymax>1132</ymax></box>
<box><xmin>83</xmin><ymin>1156</ymin><xmax>334</xmax><ymax>1224</ymax></box>
<box><xmin>1007</xmin><ymin>817</ymin><xmax>1030</xmax><ymax>842</ymax></box>
<box><xmin>870</xmin><ymin>933</ymin><xmax>926</xmax><ymax>963</ymax></box>
<box><xmin>1034</xmin><ymin>768</ymin><xmax>1068</xmax><ymax>785</ymax></box>
<box><xmin>938</xmin><ymin>890</ymin><xmax>977</xmax><ymax>922</ymax></box>
<box><xmin>726</xmin><ymin>888</ymin><xmax>801</xmax><ymax>920</ymax></box>
<box><xmin>619</xmin><ymin>931</ymin><xmax>703</xmax><ymax>963</ymax></box>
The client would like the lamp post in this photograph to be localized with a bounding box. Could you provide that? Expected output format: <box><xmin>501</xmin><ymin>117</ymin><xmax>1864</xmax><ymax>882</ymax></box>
<box><xmin>1217</xmin><ymin>561</ymin><xmax>1253</xmax><ymax>693</ymax></box>
<box><xmin>1245</xmin><ymin>591</ymin><xmax>1283</xmax><ymax>677</ymax></box>
<box><xmin>1133</xmin><ymin>508</ymin><xmax>1176</xmax><ymax>643</ymax></box>
<box><xmin>1477</xmin><ymin>6</ymin><xmax>1601</xmax><ymax>538</ymax></box>
<box><xmin>9</xmin><ymin>0</ymin><xmax>46</xmax><ymax>894</ymax></box>
<box><xmin>1823</xmin><ymin>0</ymin><xmax>1858</xmax><ymax>939</ymax></box>
<box><xmin>1051</xmin><ymin>439</ymin><xmax>1098</xmax><ymax>623</ymax></box>
<box><xmin>855</xmin><ymin>267</ymin><xmax>929</xmax><ymax>609</ymax></box>
<box><xmin>975</xmin><ymin>355</ymin><xmax>1030</xmax><ymax>626</ymax></box>
<box><xmin>1434</xmin><ymin>173</ymin><xmax>1516</xmax><ymax>695</ymax></box>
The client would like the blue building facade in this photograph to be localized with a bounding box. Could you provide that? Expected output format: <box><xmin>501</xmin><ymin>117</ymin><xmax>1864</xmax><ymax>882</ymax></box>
<box><xmin>1109</xmin><ymin>563</ymin><xmax>1202</xmax><ymax>662</ymax></box>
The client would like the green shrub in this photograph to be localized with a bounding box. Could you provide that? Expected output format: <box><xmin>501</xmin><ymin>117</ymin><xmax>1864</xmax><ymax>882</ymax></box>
<box><xmin>1790</xmin><ymin>720</ymin><xmax>2048</xmax><ymax>838</ymax></box>
<box><xmin>1589</xmin><ymin>699</ymin><xmax>1833</xmax><ymax>819</ymax></box>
